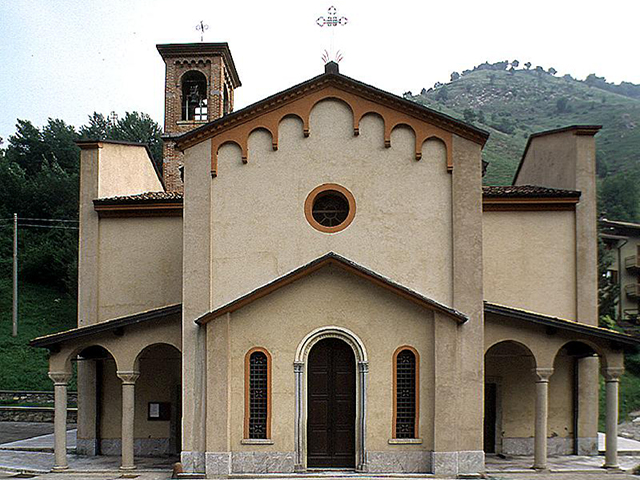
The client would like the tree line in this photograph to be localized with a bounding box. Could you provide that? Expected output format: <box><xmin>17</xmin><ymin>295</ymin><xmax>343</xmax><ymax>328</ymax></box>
<box><xmin>0</xmin><ymin>112</ymin><xmax>162</xmax><ymax>293</ymax></box>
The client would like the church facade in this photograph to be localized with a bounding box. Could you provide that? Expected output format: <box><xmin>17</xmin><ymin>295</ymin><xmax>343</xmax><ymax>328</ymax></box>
<box><xmin>32</xmin><ymin>43</ymin><xmax>638</xmax><ymax>477</ymax></box>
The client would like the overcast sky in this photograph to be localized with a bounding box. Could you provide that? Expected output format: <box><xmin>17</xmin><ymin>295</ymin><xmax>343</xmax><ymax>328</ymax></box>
<box><xmin>0</xmin><ymin>0</ymin><xmax>637</xmax><ymax>142</ymax></box>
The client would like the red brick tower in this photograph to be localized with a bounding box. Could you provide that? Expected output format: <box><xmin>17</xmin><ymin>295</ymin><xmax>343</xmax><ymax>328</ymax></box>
<box><xmin>157</xmin><ymin>43</ymin><xmax>241</xmax><ymax>192</ymax></box>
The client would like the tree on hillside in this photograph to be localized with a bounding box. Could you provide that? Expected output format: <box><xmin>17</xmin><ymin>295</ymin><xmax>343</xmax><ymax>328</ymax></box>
<box><xmin>79</xmin><ymin>112</ymin><xmax>111</xmax><ymax>140</ymax></box>
<box><xmin>599</xmin><ymin>171</ymin><xmax>640</xmax><ymax>222</ymax></box>
<box><xmin>511</xmin><ymin>60</ymin><xmax>519</xmax><ymax>68</ymax></box>
<box><xmin>548</xmin><ymin>67</ymin><xmax>557</xmax><ymax>76</ymax></box>
<box><xmin>556</xmin><ymin>97</ymin><xmax>570</xmax><ymax>113</ymax></box>
<box><xmin>435</xmin><ymin>86</ymin><xmax>449</xmax><ymax>102</ymax></box>
<box><xmin>0</xmin><ymin>120</ymin><xmax>80</xmax><ymax>291</ymax></box>
<box><xmin>0</xmin><ymin>111</ymin><xmax>163</xmax><ymax>292</ymax></box>
<box><xmin>80</xmin><ymin>111</ymin><xmax>163</xmax><ymax>171</ymax></box>
<box><xmin>524</xmin><ymin>62</ymin><xmax>531</xmax><ymax>70</ymax></box>
<box><xmin>450</xmin><ymin>71</ymin><xmax>460</xmax><ymax>81</ymax></box>
<box><xmin>463</xmin><ymin>108</ymin><xmax>477</xmax><ymax>123</ymax></box>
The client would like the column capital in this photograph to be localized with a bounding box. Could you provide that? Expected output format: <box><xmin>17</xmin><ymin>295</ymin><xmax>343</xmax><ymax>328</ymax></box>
<box><xmin>602</xmin><ymin>367</ymin><xmax>624</xmax><ymax>382</ymax></box>
<box><xmin>293</xmin><ymin>361</ymin><xmax>304</xmax><ymax>373</ymax></box>
<box><xmin>358</xmin><ymin>361</ymin><xmax>369</xmax><ymax>373</ymax></box>
<box><xmin>48</xmin><ymin>371</ymin><xmax>72</xmax><ymax>386</ymax></box>
<box><xmin>532</xmin><ymin>367</ymin><xmax>554</xmax><ymax>382</ymax></box>
<box><xmin>117</xmin><ymin>371</ymin><xmax>140</xmax><ymax>384</ymax></box>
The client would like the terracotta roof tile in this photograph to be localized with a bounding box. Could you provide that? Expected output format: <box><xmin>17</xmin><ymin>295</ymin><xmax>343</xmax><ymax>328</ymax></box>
<box><xmin>94</xmin><ymin>192</ymin><xmax>184</xmax><ymax>204</ymax></box>
<box><xmin>483</xmin><ymin>185</ymin><xmax>581</xmax><ymax>198</ymax></box>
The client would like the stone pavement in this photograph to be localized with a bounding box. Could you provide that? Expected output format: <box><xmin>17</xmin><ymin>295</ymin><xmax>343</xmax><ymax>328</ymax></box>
<box><xmin>1</xmin><ymin>423</ymin><xmax>640</xmax><ymax>479</ymax></box>
<box><xmin>0</xmin><ymin>423</ymin><xmax>76</xmax><ymax>446</ymax></box>
<box><xmin>0</xmin><ymin>472</ymin><xmax>639</xmax><ymax>480</ymax></box>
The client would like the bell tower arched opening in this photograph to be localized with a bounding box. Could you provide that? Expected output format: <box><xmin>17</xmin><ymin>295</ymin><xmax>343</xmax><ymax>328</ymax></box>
<box><xmin>181</xmin><ymin>70</ymin><xmax>208</xmax><ymax>121</ymax></box>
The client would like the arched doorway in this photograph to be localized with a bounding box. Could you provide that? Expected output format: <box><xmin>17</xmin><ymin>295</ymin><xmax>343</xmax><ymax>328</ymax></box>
<box><xmin>307</xmin><ymin>338</ymin><xmax>356</xmax><ymax>468</ymax></box>
<box><xmin>551</xmin><ymin>341</ymin><xmax>600</xmax><ymax>455</ymax></box>
<box><xmin>135</xmin><ymin>343</ymin><xmax>182</xmax><ymax>456</ymax></box>
<box><xmin>484</xmin><ymin>341</ymin><xmax>537</xmax><ymax>455</ymax></box>
<box><xmin>76</xmin><ymin>345</ymin><xmax>117</xmax><ymax>456</ymax></box>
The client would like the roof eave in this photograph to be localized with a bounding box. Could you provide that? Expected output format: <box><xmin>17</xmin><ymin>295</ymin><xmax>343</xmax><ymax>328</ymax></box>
<box><xmin>30</xmin><ymin>304</ymin><xmax>182</xmax><ymax>350</ymax></box>
<box><xmin>174</xmin><ymin>71</ymin><xmax>489</xmax><ymax>151</ymax></box>
<box><xmin>196</xmin><ymin>252</ymin><xmax>468</xmax><ymax>325</ymax></box>
<box><xmin>484</xmin><ymin>302</ymin><xmax>639</xmax><ymax>346</ymax></box>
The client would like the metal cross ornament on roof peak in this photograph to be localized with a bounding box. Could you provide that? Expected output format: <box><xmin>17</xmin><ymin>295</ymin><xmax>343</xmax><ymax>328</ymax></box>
<box><xmin>316</xmin><ymin>6</ymin><xmax>348</xmax><ymax>64</ymax></box>
<box><xmin>196</xmin><ymin>21</ymin><xmax>209</xmax><ymax>42</ymax></box>
<box><xmin>316</xmin><ymin>6</ymin><xmax>348</xmax><ymax>27</ymax></box>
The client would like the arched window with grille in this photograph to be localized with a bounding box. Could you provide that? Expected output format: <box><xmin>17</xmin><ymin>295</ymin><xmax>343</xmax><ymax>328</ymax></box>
<box><xmin>244</xmin><ymin>348</ymin><xmax>272</xmax><ymax>439</ymax></box>
<box><xmin>393</xmin><ymin>346</ymin><xmax>419</xmax><ymax>439</ymax></box>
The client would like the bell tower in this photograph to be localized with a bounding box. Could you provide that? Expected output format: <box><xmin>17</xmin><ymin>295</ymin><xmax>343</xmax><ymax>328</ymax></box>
<box><xmin>157</xmin><ymin>43</ymin><xmax>241</xmax><ymax>192</ymax></box>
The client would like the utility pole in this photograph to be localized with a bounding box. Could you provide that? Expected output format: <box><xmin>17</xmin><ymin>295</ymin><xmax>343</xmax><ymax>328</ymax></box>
<box><xmin>12</xmin><ymin>213</ymin><xmax>18</xmax><ymax>337</ymax></box>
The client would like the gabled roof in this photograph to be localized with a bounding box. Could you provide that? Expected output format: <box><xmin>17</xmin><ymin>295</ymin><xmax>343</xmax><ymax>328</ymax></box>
<box><xmin>30</xmin><ymin>304</ymin><xmax>182</xmax><ymax>350</ymax></box>
<box><xmin>175</xmin><ymin>63</ymin><xmax>489</xmax><ymax>152</ymax></box>
<box><xmin>196</xmin><ymin>252</ymin><xmax>468</xmax><ymax>325</ymax></box>
<box><xmin>512</xmin><ymin>125</ymin><xmax>602</xmax><ymax>185</ymax></box>
<box><xmin>485</xmin><ymin>302</ymin><xmax>639</xmax><ymax>346</ymax></box>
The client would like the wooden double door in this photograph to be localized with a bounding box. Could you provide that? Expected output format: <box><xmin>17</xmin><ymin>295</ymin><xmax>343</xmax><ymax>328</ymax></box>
<box><xmin>307</xmin><ymin>338</ymin><xmax>356</xmax><ymax>468</ymax></box>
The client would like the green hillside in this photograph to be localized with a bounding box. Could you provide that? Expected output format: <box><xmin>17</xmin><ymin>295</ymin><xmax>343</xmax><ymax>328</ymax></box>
<box><xmin>405</xmin><ymin>67</ymin><xmax>640</xmax><ymax>186</ymax></box>
<box><xmin>0</xmin><ymin>279</ymin><xmax>76</xmax><ymax>391</ymax></box>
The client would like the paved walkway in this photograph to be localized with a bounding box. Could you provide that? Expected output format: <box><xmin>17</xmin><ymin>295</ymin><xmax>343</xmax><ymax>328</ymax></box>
<box><xmin>1</xmin><ymin>424</ymin><xmax>640</xmax><ymax>478</ymax></box>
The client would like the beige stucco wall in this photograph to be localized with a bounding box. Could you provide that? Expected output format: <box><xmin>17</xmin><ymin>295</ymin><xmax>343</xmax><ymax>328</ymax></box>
<box><xmin>209</xmin><ymin>100</ymin><xmax>453</xmax><ymax>309</ymax></box>
<box><xmin>96</xmin><ymin>143</ymin><xmax>163</xmax><ymax>199</ymax></box>
<box><xmin>485</xmin><ymin>339</ymin><xmax>593</xmax><ymax>443</ymax></box>
<box><xmin>99</xmin><ymin>344</ymin><xmax>181</xmax><ymax>440</ymax></box>
<box><xmin>483</xmin><ymin>210</ymin><xmax>577</xmax><ymax>320</ymax></box>
<box><xmin>97</xmin><ymin>216</ymin><xmax>183</xmax><ymax>321</ymax></box>
<box><xmin>206</xmin><ymin>265</ymin><xmax>438</xmax><ymax>453</ymax></box>
<box><xmin>485</xmin><ymin>342</ymin><xmax>535</xmax><ymax>438</ymax></box>
<box><xmin>482</xmin><ymin>313</ymin><xmax>624</xmax><ymax>448</ymax></box>
<box><xmin>514</xmin><ymin>130</ymin><xmax>598</xmax><ymax>326</ymax></box>
<box><xmin>49</xmin><ymin>316</ymin><xmax>182</xmax><ymax>445</ymax></box>
<box><xmin>78</xmin><ymin>142</ymin><xmax>171</xmax><ymax>327</ymax></box>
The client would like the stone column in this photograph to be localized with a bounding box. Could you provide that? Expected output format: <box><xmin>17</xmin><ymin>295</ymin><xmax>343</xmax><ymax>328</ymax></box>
<box><xmin>117</xmin><ymin>371</ymin><xmax>140</xmax><ymax>471</ymax></box>
<box><xmin>357</xmin><ymin>361</ymin><xmax>369</xmax><ymax>472</ymax></box>
<box><xmin>603</xmin><ymin>367</ymin><xmax>624</xmax><ymax>469</ymax></box>
<box><xmin>294</xmin><ymin>361</ymin><xmax>304</xmax><ymax>472</ymax></box>
<box><xmin>49</xmin><ymin>372</ymin><xmax>72</xmax><ymax>471</ymax></box>
<box><xmin>76</xmin><ymin>360</ymin><xmax>97</xmax><ymax>455</ymax></box>
<box><xmin>533</xmin><ymin>368</ymin><xmax>553</xmax><ymax>470</ymax></box>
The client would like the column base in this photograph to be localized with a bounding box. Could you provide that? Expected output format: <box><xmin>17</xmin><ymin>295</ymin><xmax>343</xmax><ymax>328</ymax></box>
<box><xmin>51</xmin><ymin>465</ymin><xmax>69</xmax><ymax>472</ymax></box>
<box><xmin>119</xmin><ymin>465</ymin><xmax>137</xmax><ymax>471</ymax></box>
<box><xmin>532</xmin><ymin>466</ymin><xmax>549</xmax><ymax>472</ymax></box>
<box><xmin>603</xmin><ymin>464</ymin><xmax>621</xmax><ymax>470</ymax></box>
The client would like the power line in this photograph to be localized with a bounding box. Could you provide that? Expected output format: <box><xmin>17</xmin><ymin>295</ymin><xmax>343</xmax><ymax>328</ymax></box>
<box><xmin>19</xmin><ymin>217</ymin><xmax>78</xmax><ymax>223</ymax></box>
<box><xmin>19</xmin><ymin>224</ymin><xmax>79</xmax><ymax>230</ymax></box>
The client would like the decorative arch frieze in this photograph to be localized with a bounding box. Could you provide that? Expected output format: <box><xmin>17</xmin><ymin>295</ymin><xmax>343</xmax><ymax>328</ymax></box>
<box><xmin>209</xmin><ymin>85</ymin><xmax>453</xmax><ymax>176</ymax></box>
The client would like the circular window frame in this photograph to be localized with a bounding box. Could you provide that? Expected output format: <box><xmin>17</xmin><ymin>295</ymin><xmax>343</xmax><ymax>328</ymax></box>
<box><xmin>305</xmin><ymin>184</ymin><xmax>356</xmax><ymax>233</ymax></box>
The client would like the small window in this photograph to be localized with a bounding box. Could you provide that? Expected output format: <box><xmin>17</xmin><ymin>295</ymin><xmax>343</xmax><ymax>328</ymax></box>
<box><xmin>393</xmin><ymin>347</ymin><xmax>419</xmax><ymax>439</ymax></box>
<box><xmin>245</xmin><ymin>348</ymin><xmax>271</xmax><ymax>439</ymax></box>
<box><xmin>304</xmin><ymin>184</ymin><xmax>356</xmax><ymax>233</ymax></box>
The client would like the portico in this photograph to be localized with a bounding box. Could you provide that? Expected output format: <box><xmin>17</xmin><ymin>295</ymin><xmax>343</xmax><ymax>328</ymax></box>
<box><xmin>32</xmin><ymin>305</ymin><xmax>181</xmax><ymax>471</ymax></box>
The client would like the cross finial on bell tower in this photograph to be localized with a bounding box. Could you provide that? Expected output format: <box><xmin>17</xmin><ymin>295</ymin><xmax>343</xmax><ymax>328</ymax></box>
<box><xmin>196</xmin><ymin>21</ymin><xmax>209</xmax><ymax>42</ymax></box>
